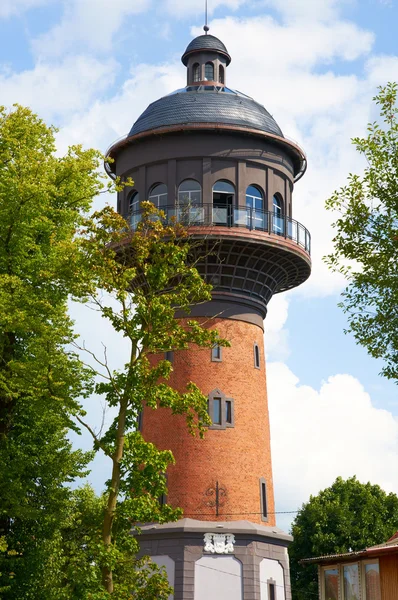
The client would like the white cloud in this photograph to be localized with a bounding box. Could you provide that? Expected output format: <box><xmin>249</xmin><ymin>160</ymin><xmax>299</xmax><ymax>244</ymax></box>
<box><xmin>0</xmin><ymin>56</ymin><xmax>117</xmax><ymax>122</ymax></box>
<box><xmin>55</xmin><ymin>60</ymin><xmax>184</xmax><ymax>154</ymax></box>
<box><xmin>264</xmin><ymin>296</ymin><xmax>290</xmax><ymax>361</ymax></box>
<box><xmin>268</xmin><ymin>362</ymin><xmax>398</xmax><ymax>531</ymax></box>
<box><xmin>259</xmin><ymin>0</ymin><xmax>350</xmax><ymax>22</ymax></box>
<box><xmin>32</xmin><ymin>0</ymin><xmax>150</xmax><ymax>58</ymax></box>
<box><xmin>163</xmin><ymin>0</ymin><xmax>246</xmax><ymax>17</ymax></box>
<box><xmin>0</xmin><ymin>0</ymin><xmax>52</xmax><ymax>19</ymax></box>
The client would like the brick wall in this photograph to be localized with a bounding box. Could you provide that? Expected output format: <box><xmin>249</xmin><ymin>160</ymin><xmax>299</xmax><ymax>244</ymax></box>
<box><xmin>142</xmin><ymin>317</ymin><xmax>276</xmax><ymax>526</ymax></box>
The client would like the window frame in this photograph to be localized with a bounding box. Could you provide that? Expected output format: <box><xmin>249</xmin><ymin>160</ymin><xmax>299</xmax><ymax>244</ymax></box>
<box><xmin>320</xmin><ymin>565</ymin><xmax>340</xmax><ymax>600</ymax></box>
<box><xmin>149</xmin><ymin>183</ymin><xmax>168</xmax><ymax>208</ymax></box>
<box><xmin>319</xmin><ymin>561</ymin><xmax>379</xmax><ymax>600</ymax></box>
<box><xmin>254</xmin><ymin>342</ymin><xmax>261</xmax><ymax>369</ymax></box>
<box><xmin>178</xmin><ymin>179</ymin><xmax>202</xmax><ymax>206</ymax></box>
<box><xmin>267</xmin><ymin>579</ymin><xmax>277</xmax><ymax>600</ymax></box>
<box><xmin>219</xmin><ymin>64</ymin><xmax>225</xmax><ymax>84</ymax></box>
<box><xmin>208</xmin><ymin>389</ymin><xmax>234</xmax><ymax>430</ymax></box>
<box><xmin>211</xmin><ymin>343</ymin><xmax>222</xmax><ymax>362</ymax></box>
<box><xmin>259</xmin><ymin>477</ymin><xmax>269</xmax><ymax>522</ymax></box>
<box><xmin>193</xmin><ymin>63</ymin><xmax>201</xmax><ymax>82</ymax></box>
<box><xmin>272</xmin><ymin>193</ymin><xmax>284</xmax><ymax>234</ymax></box>
<box><xmin>362</xmin><ymin>560</ymin><xmax>381</xmax><ymax>600</ymax></box>
<box><xmin>205</xmin><ymin>61</ymin><xmax>215</xmax><ymax>81</ymax></box>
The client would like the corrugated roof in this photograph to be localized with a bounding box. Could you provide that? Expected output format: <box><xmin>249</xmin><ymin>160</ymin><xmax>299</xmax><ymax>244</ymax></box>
<box><xmin>301</xmin><ymin>532</ymin><xmax>398</xmax><ymax>565</ymax></box>
<box><xmin>128</xmin><ymin>87</ymin><xmax>284</xmax><ymax>139</ymax></box>
<box><xmin>182</xmin><ymin>34</ymin><xmax>231</xmax><ymax>65</ymax></box>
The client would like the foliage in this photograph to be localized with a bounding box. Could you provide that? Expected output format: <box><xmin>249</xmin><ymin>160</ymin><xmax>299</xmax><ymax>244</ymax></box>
<box><xmin>0</xmin><ymin>104</ymin><xmax>227</xmax><ymax>597</ymax></box>
<box><xmin>0</xmin><ymin>105</ymin><xmax>109</xmax><ymax>597</ymax></box>
<box><xmin>76</xmin><ymin>202</ymin><xmax>229</xmax><ymax>594</ymax></box>
<box><xmin>289</xmin><ymin>476</ymin><xmax>398</xmax><ymax>600</ymax></box>
<box><xmin>325</xmin><ymin>83</ymin><xmax>398</xmax><ymax>382</ymax></box>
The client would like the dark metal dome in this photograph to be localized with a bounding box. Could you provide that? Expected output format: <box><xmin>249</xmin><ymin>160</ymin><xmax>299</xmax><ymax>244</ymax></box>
<box><xmin>182</xmin><ymin>34</ymin><xmax>231</xmax><ymax>66</ymax></box>
<box><xmin>128</xmin><ymin>87</ymin><xmax>283</xmax><ymax>139</ymax></box>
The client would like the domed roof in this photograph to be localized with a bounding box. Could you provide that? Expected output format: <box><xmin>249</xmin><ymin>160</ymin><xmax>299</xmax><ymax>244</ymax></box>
<box><xmin>128</xmin><ymin>86</ymin><xmax>283</xmax><ymax>139</ymax></box>
<box><xmin>181</xmin><ymin>34</ymin><xmax>231</xmax><ymax>66</ymax></box>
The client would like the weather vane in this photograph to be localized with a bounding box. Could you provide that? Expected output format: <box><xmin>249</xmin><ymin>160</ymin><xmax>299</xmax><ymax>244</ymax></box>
<box><xmin>204</xmin><ymin>0</ymin><xmax>209</xmax><ymax>34</ymax></box>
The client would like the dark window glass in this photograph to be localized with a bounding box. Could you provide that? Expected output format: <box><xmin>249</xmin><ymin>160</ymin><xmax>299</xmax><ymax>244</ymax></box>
<box><xmin>213</xmin><ymin>398</ymin><xmax>221</xmax><ymax>425</ymax></box>
<box><xmin>205</xmin><ymin>62</ymin><xmax>214</xmax><ymax>81</ymax></box>
<box><xmin>137</xmin><ymin>411</ymin><xmax>143</xmax><ymax>431</ymax></box>
<box><xmin>261</xmin><ymin>482</ymin><xmax>267</xmax><ymax>518</ymax></box>
<box><xmin>226</xmin><ymin>400</ymin><xmax>232</xmax><ymax>424</ymax></box>
<box><xmin>269</xmin><ymin>583</ymin><xmax>276</xmax><ymax>600</ymax></box>
<box><xmin>254</xmin><ymin>344</ymin><xmax>260</xmax><ymax>368</ymax></box>
<box><xmin>219</xmin><ymin>64</ymin><xmax>225</xmax><ymax>84</ymax></box>
<box><xmin>165</xmin><ymin>351</ymin><xmax>174</xmax><ymax>363</ymax></box>
<box><xmin>193</xmin><ymin>63</ymin><xmax>200</xmax><ymax>82</ymax></box>
<box><xmin>213</xmin><ymin>180</ymin><xmax>235</xmax><ymax>194</ymax></box>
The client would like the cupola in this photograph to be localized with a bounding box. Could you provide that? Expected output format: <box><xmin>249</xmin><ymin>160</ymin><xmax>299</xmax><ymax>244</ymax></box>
<box><xmin>182</xmin><ymin>33</ymin><xmax>231</xmax><ymax>86</ymax></box>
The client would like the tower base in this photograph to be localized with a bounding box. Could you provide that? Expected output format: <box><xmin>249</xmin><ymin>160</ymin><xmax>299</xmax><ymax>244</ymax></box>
<box><xmin>137</xmin><ymin>519</ymin><xmax>292</xmax><ymax>600</ymax></box>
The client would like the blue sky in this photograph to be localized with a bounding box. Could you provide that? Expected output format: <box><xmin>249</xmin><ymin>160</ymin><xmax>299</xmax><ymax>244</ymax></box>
<box><xmin>1</xmin><ymin>0</ymin><xmax>397</xmax><ymax>532</ymax></box>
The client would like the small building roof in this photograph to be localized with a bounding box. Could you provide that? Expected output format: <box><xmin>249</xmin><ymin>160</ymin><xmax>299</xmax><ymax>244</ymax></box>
<box><xmin>301</xmin><ymin>532</ymin><xmax>398</xmax><ymax>565</ymax></box>
<box><xmin>181</xmin><ymin>34</ymin><xmax>231</xmax><ymax>65</ymax></box>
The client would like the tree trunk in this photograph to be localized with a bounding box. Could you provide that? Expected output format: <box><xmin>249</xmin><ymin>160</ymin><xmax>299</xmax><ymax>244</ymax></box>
<box><xmin>101</xmin><ymin>396</ymin><xmax>128</xmax><ymax>593</ymax></box>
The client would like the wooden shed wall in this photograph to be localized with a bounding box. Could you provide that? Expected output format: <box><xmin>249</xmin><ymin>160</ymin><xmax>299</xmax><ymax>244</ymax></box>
<box><xmin>380</xmin><ymin>555</ymin><xmax>398</xmax><ymax>600</ymax></box>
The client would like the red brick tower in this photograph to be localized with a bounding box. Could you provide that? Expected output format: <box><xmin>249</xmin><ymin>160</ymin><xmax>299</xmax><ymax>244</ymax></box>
<box><xmin>107</xmin><ymin>30</ymin><xmax>310</xmax><ymax>600</ymax></box>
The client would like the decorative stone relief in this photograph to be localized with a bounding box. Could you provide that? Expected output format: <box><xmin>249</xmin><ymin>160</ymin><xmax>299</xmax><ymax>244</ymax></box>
<box><xmin>204</xmin><ymin>533</ymin><xmax>235</xmax><ymax>554</ymax></box>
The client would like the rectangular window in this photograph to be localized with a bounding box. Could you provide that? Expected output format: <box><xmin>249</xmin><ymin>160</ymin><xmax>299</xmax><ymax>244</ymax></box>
<box><xmin>213</xmin><ymin>398</ymin><xmax>222</xmax><ymax>425</ymax></box>
<box><xmin>261</xmin><ymin>481</ymin><xmax>267</xmax><ymax>519</ymax></box>
<box><xmin>324</xmin><ymin>569</ymin><xmax>339</xmax><ymax>600</ymax></box>
<box><xmin>225</xmin><ymin>400</ymin><xmax>232</xmax><ymax>424</ymax></box>
<box><xmin>268</xmin><ymin>583</ymin><xmax>276</xmax><ymax>600</ymax></box>
<box><xmin>365</xmin><ymin>563</ymin><xmax>381</xmax><ymax>600</ymax></box>
<box><xmin>211</xmin><ymin>344</ymin><xmax>222</xmax><ymax>361</ymax></box>
<box><xmin>254</xmin><ymin>343</ymin><xmax>260</xmax><ymax>369</ymax></box>
<box><xmin>343</xmin><ymin>564</ymin><xmax>360</xmax><ymax>600</ymax></box>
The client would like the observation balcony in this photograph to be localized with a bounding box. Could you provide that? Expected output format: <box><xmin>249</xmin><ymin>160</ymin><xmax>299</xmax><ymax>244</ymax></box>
<box><xmin>122</xmin><ymin>203</ymin><xmax>311</xmax><ymax>319</ymax></box>
<box><xmin>125</xmin><ymin>203</ymin><xmax>311</xmax><ymax>256</ymax></box>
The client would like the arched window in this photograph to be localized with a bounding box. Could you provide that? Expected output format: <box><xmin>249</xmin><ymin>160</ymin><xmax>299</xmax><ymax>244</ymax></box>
<box><xmin>129</xmin><ymin>191</ymin><xmax>140</xmax><ymax>214</ymax></box>
<box><xmin>193</xmin><ymin>63</ymin><xmax>201</xmax><ymax>82</ymax></box>
<box><xmin>213</xmin><ymin>180</ymin><xmax>235</xmax><ymax>226</ymax></box>
<box><xmin>273</xmin><ymin>194</ymin><xmax>283</xmax><ymax>234</ymax></box>
<box><xmin>205</xmin><ymin>62</ymin><xmax>214</xmax><ymax>81</ymax></box>
<box><xmin>178</xmin><ymin>179</ymin><xmax>202</xmax><ymax>206</ymax></box>
<box><xmin>219</xmin><ymin>64</ymin><xmax>225</xmax><ymax>84</ymax></box>
<box><xmin>213</xmin><ymin>180</ymin><xmax>235</xmax><ymax>197</ymax></box>
<box><xmin>129</xmin><ymin>191</ymin><xmax>140</xmax><ymax>228</ymax></box>
<box><xmin>149</xmin><ymin>183</ymin><xmax>168</xmax><ymax>208</ymax></box>
<box><xmin>246</xmin><ymin>185</ymin><xmax>264</xmax><ymax>229</ymax></box>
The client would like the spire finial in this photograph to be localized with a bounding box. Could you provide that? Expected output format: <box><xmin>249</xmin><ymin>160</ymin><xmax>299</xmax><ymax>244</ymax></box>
<box><xmin>203</xmin><ymin>0</ymin><xmax>209</xmax><ymax>34</ymax></box>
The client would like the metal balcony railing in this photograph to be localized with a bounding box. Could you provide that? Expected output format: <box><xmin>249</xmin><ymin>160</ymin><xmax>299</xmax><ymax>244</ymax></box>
<box><xmin>124</xmin><ymin>203</ymin><xmax>311</xmax><ymax>255</ymax></box>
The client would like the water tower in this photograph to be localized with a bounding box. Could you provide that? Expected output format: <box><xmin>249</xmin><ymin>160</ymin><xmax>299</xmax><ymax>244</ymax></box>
<box><xmin>106</xmin><ymin>30</ymin><xmax>310</xmax><ymax>600</ymax></box>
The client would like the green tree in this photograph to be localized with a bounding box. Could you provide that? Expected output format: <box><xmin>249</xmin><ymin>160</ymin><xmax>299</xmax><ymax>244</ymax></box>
<box><xmin>75</xmin><ymin>203</ymin><xmax>228</xmax><ymax>596</ymax></box>
<box><xmin>0</xmin><ymin>104</ymin><xmax>108</xmax><ymax>596</ymax></box>
<box><xmin>289</xmin><ymin>476</ymin><xmax>398</xmax><ymax>600</ymax></box>
<box><xmin>325</xmin><ymin>83</ymin><xmax>398</xmax><ymax>382</ymax></box>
